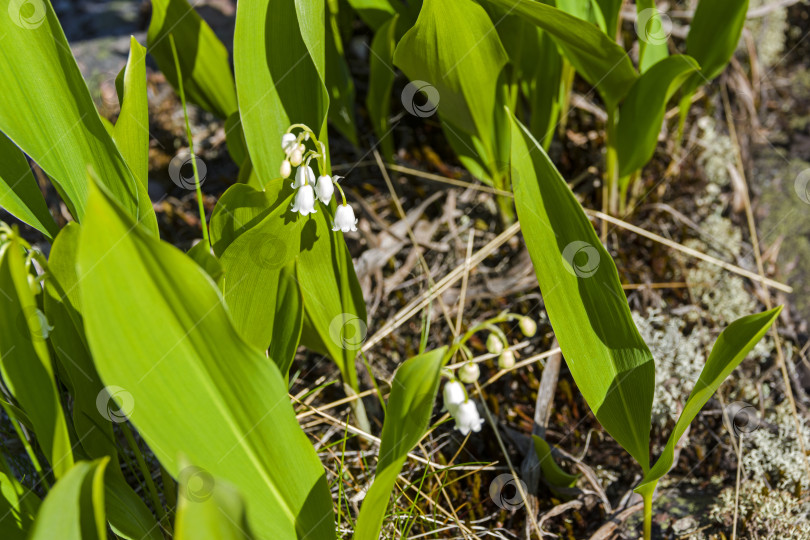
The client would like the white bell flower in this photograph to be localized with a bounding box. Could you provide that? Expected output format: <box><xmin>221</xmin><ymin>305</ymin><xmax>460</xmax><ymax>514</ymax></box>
<box><xmin>453</xmin><ymin>400</ymin><xmax>484</xmax><ymax>435</ymax></box>
<box><xmin>442</xmin><ymin>380</ymin><xmax>466</xmax><ymax>412</ymax></box>
<box><xmin>315</xmin><ymin>175</ymin><xmax>334</xmax><ymax>204</ymax></box>
<box><xmin>291</xmin><ymin>184</ymin><xmax>317</xmax><ymax>216</ymax></box>
<box><xmin>292</xmin><ymin>165</ymin><xmax>315</xmax><ymax>189</ymax></box>
<box><xmin>332</xmin><ymin>204</ymin><xmax>358</xmax><ymax>232</ymax></box>
<box><xmin>280</xmin><ymin>160</ymin><xmax>292</xmax><ymax>179</ymax></box>
<box><xmin>281</xmin><ymin>133</ymin><xmax>297</xmax><ymax>154</ymax></box>
<box><xmin>458</xmin><ymin>361</ymin><xmax>480</xmax><ymax>383</ymax></box>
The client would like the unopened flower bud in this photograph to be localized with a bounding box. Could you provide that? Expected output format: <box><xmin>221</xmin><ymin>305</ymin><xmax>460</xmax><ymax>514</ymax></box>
<box><xmin>28</xmin><ymin>274</ymin><xmax>40</xmax><ymax>296</ymax></box>
<box><xmin>289</xmin><ymin>148</ymin><xmax>303</xmax><ymax>166</ymax></box>
<box><xmin>486</xmin><ymin>333</ymin><xmax>504</xmax><ymax>355</ymax></box>
<box><xmin>498</xmin><ymin>350</ymin><xmax>515</xmax><ymax>370</ymax></box>
<box><xmin>519</xmin><ymin>316</ymin><xmax>537</xmax><ymax>337</ymax></box>
<box><xmin>279</xmin><ymin>160</ymin><xmax>292</xmax><ymax>178</ymax></box>
<box><xmin>458</xmin><ymin>361</ymin><xmax>480</xmax><ymax>384</ymax></box>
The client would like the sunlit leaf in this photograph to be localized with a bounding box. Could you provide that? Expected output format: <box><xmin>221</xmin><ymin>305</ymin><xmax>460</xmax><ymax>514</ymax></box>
<box><xmin>355</xmin><ymin>347</ymin><xmax>447</xmax><ymax>538</ymax></box>
<box><xmin>366</xmin><ymin>15</ymin><xmax>398</xmax><ymax>160</ymax></box>
<box><xmin>76</xmin><ymin>183</ymin><xmax>334</xmax><ymax>539</ymax></box>
<box><xmin>511</xmin><ymin>114</ymin><xmax>654</xmax><ymax>470</ymax></box>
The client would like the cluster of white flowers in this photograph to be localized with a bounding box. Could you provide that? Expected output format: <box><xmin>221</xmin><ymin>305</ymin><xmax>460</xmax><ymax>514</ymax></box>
<box><xmin>280</xmin><ymin>128</ymin><xmax>358</xmax><ymax>233</ymax></box>
<box><xmin>442</xmin><ymin>380</ymin><xmax>483</xmax><ymax>436</ymax></box>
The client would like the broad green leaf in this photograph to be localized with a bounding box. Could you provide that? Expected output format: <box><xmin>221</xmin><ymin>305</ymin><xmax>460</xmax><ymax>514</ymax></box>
<box><xmin>532</xmin><ymin>435</ymin><xmax>578</xmax><ymax>490</ymax></box>
<box><xmin>326</xmin><ymin>15</ymin><xmax>359</xmax><ymax>146</ymax></box>
<box><xmin>0</xmin><ymin>238</ymin><xmax>74</xmax><ymax>479</ymax></box>
<box><xmin>635</xmin><ymin>0</ymin><xmax>669</xmax><ymax>72</ymax></box>
<box><xmin>0</xmin><ymin>456</ymin><xmax>38</xmax><ymax>539</ymax></box>
<box><xmin>112</xmin><ymin>37</ymin><xmax>158</xmax><ymax>235</ymax></box>
<box><xmin>175</xmin><ymin>464</ymin><xmax>253</xmax><ymax>540</ymax></box>
<box><xmin>686</xmin><ymin>0</ymin><xmax>748</xmax><ymax>81</ymax></box>
<box><xmin>616</xmin><ymin>55</ymin><xmax>699</xmax><ymax>177</ymax></box>
<box><xmin>528</xmin><ymin>31</ymin><xmax>563</xmax><ymax>150</ymax></box>
<box><xmin>511</xmin><ymin>115</ymin><xmax>654</xmax><ymax>470</ymax></box>
<box><xmin>635</xmin><ymin>307</ymin><xmax>781</xmax><ymax>498</ymax></box>
<box><xmin>234</xmin><ymin>0</ymin><xmax>329</xmax><ymax>187</ymax></box>
<box><xmin>394</xmin><ymin>0</ymin><xmax>508</xmax><ymax>164</ymax></box>
<box><xmin>482</xmin><ymin>0</ymin><xmax>637</xmax><ymax>111</ymax></box>
<box><xmin>0</xmin><ymin>134</ymin><xmax>58</xmax><ymax>239</ymax></box>
<box><xmin>296</xmin><ymin>203</ymin><xmax>368</xmax><ymax>392</ymax></box>
<box><xmin>594</xmin><ymin>0</ymin><xmax>622</xmax><ymax>38</ymax></box>
<box><xmin>345</xmin><ymin>0</ymin><xmax>397</xmax><ymax>29</ymax></box>
<box><xmin>354</xmin><ymin>347</ymin><xmax>447</xmax><ymax>539</ymax></box>
<box><xmin>366</xmin><ymin>15</ymin><xmax>399</xmax><ymax>161</ymax></box>
<box><xmin>29</xmin><ymin>459</ymin><xmax>108</xmax><ymax>540</ymax></box>
<box><xmin>76</xmin><ymin>183</ymin><xmax>334</xmax><ymax>540</ymax></box>
<box><xmin>147</xmin><ymin>0</ymin><xmax>238</xmax><ymax>118</ymax></box>
<box><xmin>187</xmin><ymin>240</ymin><xmax>224</xmax><ymax>286</ymax></box>
<box><xmin>224</xmin><ymin>113</ymin><xmax>249</xmax><ymax>167</ymax></box>
<box><xmin>209</xmin><ymin>182</ymin><xmax>287</xmax><ymax>256</ymax></box>
<box><xmin>43</xmin><ymin>225</ymin><xmax>162</xmax><ymax>540</ymax></box>
<box><xmin>0</xmin><ymin>0</ymin><xmax>141</xmax><ymax>222</ymax></box>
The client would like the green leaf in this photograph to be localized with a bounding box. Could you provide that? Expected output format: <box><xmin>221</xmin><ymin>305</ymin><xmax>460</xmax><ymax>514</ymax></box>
<box><xmin>29</xmin><ymin>459</ymin><xmax>109</xmax><ymax>540</ymax></box>
<box><xmin>209</xmin><ymin>183</ymin><xmax>287</xmax><ymax>256</ymax></box>
<box><xmin>366</xmin><ymin>15</ymin><xmax>399</xmax><ymax>161</ymax></box>
<box><xmin>326</xmin><ymin>16</ymin><xmax>359</xmax><ymax>146</ymax></box>
<box><xmin>354</xmin><ymin>347</ymin><xmax>447</xmax><ymax>539</ymax></box>
<box><xmin>147</xmin><ymin>0</ymin><xmax>238</xmax><ymax>118</ymax></box>
<box><xmin>234</xmin><ymin>0</ymin><xmax>329</xmax><ymax>186</ymax></box>
<box><xmin>0</xmin><ymin>1</ymin><xmax>142</xmax><ymax>223</ymax></box>
<box><xmin>686</xmin><ymin>0</ymin><xmax>749</xmax><ymax>81</ymax></box>
<box><xmin>532</xmin><ymin>435</ymin><xmax>578</xmax><ymax>490</ymax></box>
<box><xmin>104</xmin><ymin>471</ymin><xmax>163</xmax><ymax>540</ymax></box>
<box><xmin>187</xmin><ymin>240</ymin><xmax>224</xmax><ymax>286</ymax></box>
<box><xmin>510</xmin><ymin>115</ymin><xmax>654</xmax><ymax>470</ymax></box>
<box><xmin>0</xmin><ymin>133</ymin><xmax>58</xmax><ymax>239</ymax></box>
<box><xmin>615</xmin><ymin>55</ymin><xmax>699</xmax><ymax>177</ymax></box>
<box><xmin>174</xmin><ymin>464</ymin><xmax>253</xmax><ymax>540</ymax></box>
<box><xmin>0</xmin><ymin>456</ymin><xmax>39</xmax><ymax>539</ymax></box>
<box><xmin>76</xmin><ymin>183</ymin><xmax>334</xmax><ymax>540</ymax></box>
<box><xmin>0</xmin><ymin>237</ymin><xmax>74</xmax><ymax>479</ymax></box>
<box><xmin>594</xmin><ymin>0</ymin><xmax>622</xmax><ymax>38</ymax></box>
<box><xmin>345</xmin><ymin>0</ymin><xmax>397</xmax><ymax>30</ymax></box>
<box><xmin>635</xmin><ymin>0</ymin><xmax>669</xmax><ymax>72</ymax></box>
<box><xmin>481</xmin><ymin>0</ymin><xmax>637</xmax><ymax>111</ymax></box>
<box><xmin>112</xmin><ymin>37</ymin><xmax>158</xmax><ymax>235</ymax></box>
<box><xmin>528</xmin><ymin>31</ymin><xmax>563</xmax><ymax>150</ymax></box>
<box><xmin>635</xmin><ymin>307</ymin><xmax>781</xmax><ymax>498</ymax></box>
<box><xmin>394</xmin><ymin>0</ymin><xmax>508</xmax><ymax>163</ymax></box>
<box><xmin>224</xmin><ymin>113</ymin><xmax>249</xmax><ymax>167</ymax></box>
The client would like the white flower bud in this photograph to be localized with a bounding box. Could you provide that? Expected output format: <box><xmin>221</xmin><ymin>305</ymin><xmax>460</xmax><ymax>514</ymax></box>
<box><xmin>458</xmin><ymin>361</ymin><xmax>480</xmax><ymax>384</ymax></box>
<box><xmin>291</xmin><ymin>184</ymin><xmax>317</xmax><ymax>216</ymax></box>
<box><xmin>453</xmin><ymin>400</ymin><xmax>484</xmax><ymax>435</ymax></box>
<box><xmin>315</xmin><ymin>175</ymin><xmax>334</xmax><ymax>204</ymax></box>
<box><xmin>498</xmin><ymin>350</ymin><xmax>515</xmax><ymax>370</ymax></box>
<box><xmin>519</xmin><ymin>316</ymin><xmax>537</xmax><ymax>337</ymax></box>
<box><xmin>486</xmin><ymin>333</ymin><xmax>504</xmax><ymax>355</ymax></box>
<box><xmin>279</xmin><ymin>160</ymin><xmax>292</xmax><ymax>179</ymax></box>
<box><xmin>332</xmin><ymin>204</ymin><xmax>358</xmax><ymax>233</ymax></box>
<box><xmin>289</xmin><ymin>149</ymin><xmax>303</xmax><ymax>167</ymax></box>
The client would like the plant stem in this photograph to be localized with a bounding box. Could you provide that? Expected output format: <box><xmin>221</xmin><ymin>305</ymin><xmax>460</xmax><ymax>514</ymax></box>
<box><xmin>122</xmin><ymin>424</ymin><xmax>169</xmax><ymax>531</ymax></box>
<box><xmin>169</xmin><ymin>34</ymin><xmax>209</xmax><ymax>248</ymax></box>
<box><xmin>604</xmin><ymin>109</ymin><xmax>620</xmax><ymax>217</ymax></box>
<box><xmin>642</xmin><ymin>491</ymin><xmax>653</xmax><ymax>540</ymax></box>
